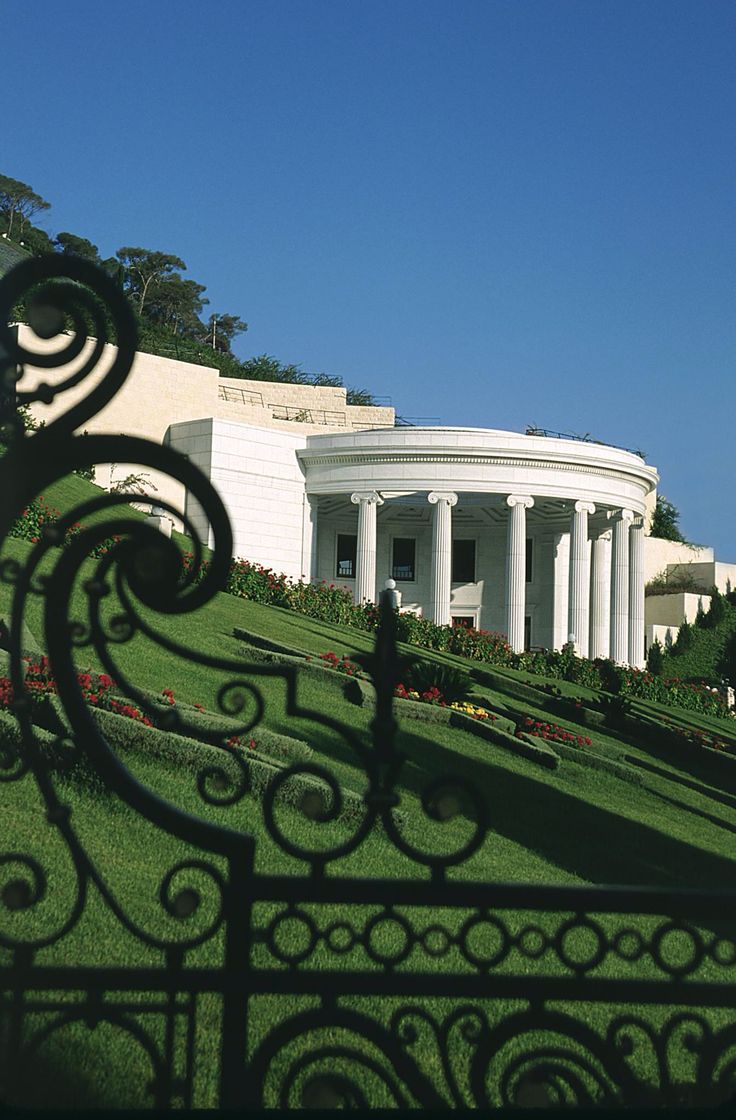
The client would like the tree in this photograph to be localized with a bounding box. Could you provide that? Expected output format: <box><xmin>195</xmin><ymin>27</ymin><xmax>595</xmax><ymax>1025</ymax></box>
<box><xmin>705</xmin><ymin>587</ymin><xmax>726</xmax><ymax>629</ymax></box>
<box><xmin>146</xmin><ymin>276</ymin><xmax>208</xmax><ymax>335</ymax></box>
<box><xmin>205</xmin><ymin>312</ymin><xmax>248</xmax><ymax>353</ymax></box>
<box><xmin>673</xmin><ymin>620</ymin><xmax>694</xmax><ymax>653</ymax></box>
<box><xmin>0</xmin><ymin>174</ymin><xmax>51</xmax><ymax>241</ymax></box>
<box><xmin>717</xmin><ymin>631</ymin><xmax>736</xmax><ymax>685</ymax></box>
<box><xmin>116</xmin><ymin>247</ymin><xmax>187</xmax><ymax>317</ymax></box>
<box><xmin>54</xmin><ymin>232</ymin><xmax>101</xmax><ymax>262</ymax></box>
<box><xmin>646</xmin><ymin>638</ymin><xmax>664</xmax><ymax>676</ymax></box>
<box><xmin>650</xmin><ymin>494</ymin><xmax>687</xmax><ymax>542</ymax></box>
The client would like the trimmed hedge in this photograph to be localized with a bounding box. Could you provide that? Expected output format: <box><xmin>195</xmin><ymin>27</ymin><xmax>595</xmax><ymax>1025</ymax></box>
<box><xmin>550</xmin><ymin>740</ymin><xmax>645</xmax><ymax>786</ymax></box>
<box><xmin>232</xmin><ymin>627</ymin><xmax>310</xmax><ymax>659</ymax></box>
<box><xmin>469</xmin><ymin>667</ymin><xmax>549</xmax><ymax>705</ymax></box>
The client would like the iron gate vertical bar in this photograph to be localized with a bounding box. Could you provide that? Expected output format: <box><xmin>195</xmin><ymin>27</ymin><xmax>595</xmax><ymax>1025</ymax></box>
<box><xmin>219</xmin><ymin>840</ymin><xmax>255</xmax><ymax>1108</ymax></box>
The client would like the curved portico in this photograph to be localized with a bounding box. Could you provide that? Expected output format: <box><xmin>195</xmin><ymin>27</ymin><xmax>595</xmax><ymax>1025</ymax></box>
<box><xmin>297</xmin><ymin>427</ymin><xmax>658</xmax><ymax>667</ymax></box>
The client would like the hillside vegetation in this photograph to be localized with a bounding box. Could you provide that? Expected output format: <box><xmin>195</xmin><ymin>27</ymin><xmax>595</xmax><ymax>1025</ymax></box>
<box><xmin>660</xmin><ymin>595</ymin><xmax>736</xmax><ymax>686</ymax></box>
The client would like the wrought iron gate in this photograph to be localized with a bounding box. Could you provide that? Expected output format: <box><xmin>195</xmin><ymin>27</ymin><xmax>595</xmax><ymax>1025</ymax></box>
<box><xmin>1</xmin><ymin>257</ymin><xmax>735</xmax><ymax>1109</ymax></box>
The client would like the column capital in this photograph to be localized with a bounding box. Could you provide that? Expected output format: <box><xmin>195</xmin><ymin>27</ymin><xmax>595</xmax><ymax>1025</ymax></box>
<box><xmin>593</xmin><ymin>528</ymin><xmax>613</xmax><ymax>543</ymax></box>
<box><xmin>608</xmin><ymin>507</ymin><xmax>634</xmax><ymax>524</ymax></box>
<box><xmin>350</xmin><ymin>491</ymin><xmax>383</xmax><ymax>506</ymax></box>
<box><xmin>573</xmin><ymin>500</ymin><xmax>596</xmax><ymax>515</ymax></box>
<box><xmin>427</xmin><ymin>491</ymin><xmax>458</xmax><ymax>507</ymax></box>
<box><xmin>506</xmin><ymin>494</ymin><xmax>534</xmax><ymax>510</ymax></box>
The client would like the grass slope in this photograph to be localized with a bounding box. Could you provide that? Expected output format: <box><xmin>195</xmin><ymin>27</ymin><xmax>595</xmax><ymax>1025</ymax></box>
<box><xmin>661</xmin><ymin>599</ymin><xmax>736</xmax><ymax>684</ymax></box>
<box><xmin>2</xmin><ymin>499</ymin><xmax>736</xmax><ymax>1107</ymax></box>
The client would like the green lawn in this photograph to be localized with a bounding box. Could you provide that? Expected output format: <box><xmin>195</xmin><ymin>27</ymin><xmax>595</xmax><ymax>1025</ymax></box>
<box><xmin>2</xmin><ymin>494</ymin><xmax>736</xmax><ymax>1108</ymax></box>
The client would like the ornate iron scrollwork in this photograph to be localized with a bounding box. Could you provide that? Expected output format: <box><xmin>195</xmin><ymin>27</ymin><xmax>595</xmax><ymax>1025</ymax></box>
<box><xmin>1</xmin><ymin>257</ymin><xmax>735</xmax><ymax>1109</ymax></box>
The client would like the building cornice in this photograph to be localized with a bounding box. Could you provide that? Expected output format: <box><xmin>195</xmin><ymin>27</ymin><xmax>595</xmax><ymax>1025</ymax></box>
<box><xmin>298</xmin><ymin>450</ymin><xmax>657</xmax><ymax>486</ymax></box>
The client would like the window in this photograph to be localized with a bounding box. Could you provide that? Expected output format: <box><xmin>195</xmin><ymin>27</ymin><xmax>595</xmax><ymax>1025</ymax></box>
<box><xmin>452</xmin><ymin>539</ymin><xmax>476</xmax><ymax>583</ymax></box>
<box><xmin>452</xmin><ymin>615</ymin><xmax>475</xmax><ymax>630</ymax></box>
<box><xmin>392</xmin><ymin>538</ymin><xmax>416</xmax><ymax>581</ymax></box>
<box><xmin>336</xmin><ymin>534</ymin><xmax>357</xmax><ymax>579</ymax></box>
<box><xmin>524</xmin><ymin>615</ymin><xmax>532</xmax><ymax>651</ymax></box>
<box><xmin>526</xmin><ymin>538</ymin><xmax>533</xmax><ymax>583</ymax></box>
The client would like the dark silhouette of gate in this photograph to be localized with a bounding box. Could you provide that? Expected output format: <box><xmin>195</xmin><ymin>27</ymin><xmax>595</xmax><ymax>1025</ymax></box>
<box><xmin>1</xmin><ymin>257</ymin><xmax>735</xmax><ymax>1109</ymax></box>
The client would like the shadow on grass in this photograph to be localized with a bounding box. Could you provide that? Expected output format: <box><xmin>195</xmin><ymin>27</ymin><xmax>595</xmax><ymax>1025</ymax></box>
<box><xmin>0</xmin><ymin>1016</ymin><xmax>155</xmax><ymax>1110</ymax></box>
<box><xmin>279</xmin><ymin>693</ymin><xmax>736</xmax><ymax>893</ymax></box>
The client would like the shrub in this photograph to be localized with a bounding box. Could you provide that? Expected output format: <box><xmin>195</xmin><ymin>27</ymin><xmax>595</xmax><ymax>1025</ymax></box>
<box><xmin>674</xmin><ymin>621</ymin><xmax>694</xmax><ymax>653</ymax></box>
<box><xmin>9</xmin><ymin>496</ymin><xmax>61</xmax><ymax>544</ymax></box>
<box><xmin>647</xmin><ymin>639</ymin><xmax>665</xmax><ymax>677</ymax></box>
<box><xmin>226</xmin><ymin>558</ymin><xmax>290</xmax><ymax>606</ymax></box>
<box><xmin>402</xmin><ymin>661</ymin><xmax>473</xmax><ymax>704</ymax></box>
<box><xmin>717</xmin><ymin>632</ymin><xmax>736</xmax><ymax>686</ymax></box>
<box><xmin>705</xmin><ymin>588</ymin><xmax>726</xmax><ymax>629</ymax></box>
<box><xmin>515</xmin><ymin>647</ymin><xmax>601</xmax><ymax>687</ymax></box>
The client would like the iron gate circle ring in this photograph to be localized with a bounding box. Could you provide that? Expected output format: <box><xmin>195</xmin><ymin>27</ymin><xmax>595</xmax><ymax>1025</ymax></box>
<box><xmin>458</xmin><ymin>914</ymin><xmax>510</xmax><ymax>969</ymax></box>
<box><xmin>363</xmin><ymin>910</ymin><xmax>413</xmax><ymax>967</ymax></box>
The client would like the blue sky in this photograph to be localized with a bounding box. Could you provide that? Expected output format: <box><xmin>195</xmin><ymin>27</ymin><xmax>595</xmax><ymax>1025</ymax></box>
<box><xmin>5</xmin><ymin>0</ymin><xmax>735</xmax><ymax>555</ymax></box>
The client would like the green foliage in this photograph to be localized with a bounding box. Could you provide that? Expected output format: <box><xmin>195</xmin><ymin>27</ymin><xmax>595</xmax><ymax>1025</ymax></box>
<box><xmin>705</xmin><ymin>588</ymin><xmax>726</xmax><ymax>629</ymax></box>
<box><xmin>0</xmin><ymin>173</ymin><xmax>50</xmax><ymax>241</ymax></box>
<box><xmin>7</xmin><ymin>495</ymin><xmax>79</xmax><ymax>545</ymax></box>
<box><xmin>645</xmin><ymin>570</ymin><xmax>698</xmax><ymax>596</ymax></box>
<box><xmin>674</xmin><ymin>620</ymin><xmax>694</xmax><ymax>653</ymax></box>
<box><xmin>224</xmin><ymin>558</ymin><xmax>291</xmax><ymax>607</ymax></box>
<box><xmin>649</xmin><ymin>494</ymin><xmax>687</xmax><ymax>542</ymax></box>
<box><xmin>116</xmin><ymin>246</ymin><xmax>187</xmax><ymax>316</ymax></box>
<box><xmin>54</xmin><ymin>231</ymin><xmax>101</xmax><ymax>261</ymax></box>
<box><xmin>646</xmin><ymin>639</ymin><xmax>665</xmax><ymax>677</ymax></box>
<box><xmin>145</xmin><ymin>274</ymin><xmax>209</xmax><ymax>336</ymax></box>
<box><xmin>695</xmin><ymin>598</ymin><xmax>707</xmax><ymax>627</ymax></box>
<box><xmin>402</xmin><ymin>661</ymin><xmax>473</xmax><ymax>704</ymax></box>
<box><xmin>232</xmin><ymin>353</ymin><xmax>376</xmax><ymax>406</ymax></box>
<box><xmin>205</xmin><ymin>312</ymin><xmax>248</xmax><ymax>353</ymax></box>
<box><xmin>717</xmin><ymin>632</ymin><xmax>736</xmax><ymax>686</ymax></box>
<box><xmin>517</xmin><ymin>647</ymin><xmax>602</xmax><ymax>687</ymax></box>
<box><xmin>395</xmin><ymin>614</ymin><xmax>515</xmax><ymax>664</ymax></box>
<box><xmin>663</xmin><ymin>598</ymin><xmax>736</xmax><ymax>686</ymax></box>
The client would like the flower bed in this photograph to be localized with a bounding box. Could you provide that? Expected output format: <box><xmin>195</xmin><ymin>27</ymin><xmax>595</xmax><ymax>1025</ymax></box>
<box><xmin>517</xmin><ymin>716</ymin><xmax>592</xmax><ymax>749</ymax></box>
<box><xmin>314</xmin><ymin>651</ymin><xmax>362</xmax><ymax>677</ymax></box>
<box><xmin>0</xmin><ymin>656</ymin><xmax>175</xmax><ymax>729</ymax></box>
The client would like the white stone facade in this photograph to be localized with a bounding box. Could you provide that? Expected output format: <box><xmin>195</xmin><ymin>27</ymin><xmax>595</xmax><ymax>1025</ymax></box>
<box><xmin>165</xmin><ymin>419</ymin><xmax>663</xmax><ymax>667</ymax></box>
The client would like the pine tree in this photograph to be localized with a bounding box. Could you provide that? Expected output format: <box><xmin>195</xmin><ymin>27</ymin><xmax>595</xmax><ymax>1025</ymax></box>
<box><xmin>647</xmin><ymin>639</ymin><xmax>665</xmax><ymax>676</ymax></box>
<box><xmin>705</xmin><ymin>588</ymin><xmax>726</xmax><ymax>629</ymax></box>
<box><xmin>674</xmin><ymin>620</ymin><xmax>694</xmax><ymax>653</ymax></box>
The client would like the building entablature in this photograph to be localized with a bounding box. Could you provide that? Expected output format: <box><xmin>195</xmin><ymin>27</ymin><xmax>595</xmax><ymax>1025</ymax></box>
<box><xmin>297</xmin><ymin>427</ymin><xmax>659</xmax><ymax>518</ymax></box>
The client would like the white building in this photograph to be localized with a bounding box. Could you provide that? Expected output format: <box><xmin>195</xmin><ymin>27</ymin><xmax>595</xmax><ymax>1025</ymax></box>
<box><xmin>22</xmin><ymin>325</ymin><xmax>734</xmax><ymax>668</ymax></box>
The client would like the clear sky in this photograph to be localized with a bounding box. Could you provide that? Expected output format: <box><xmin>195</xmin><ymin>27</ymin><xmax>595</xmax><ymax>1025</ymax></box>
<box><xmin>5</xmin><ymin>1</ymin><xmax>735</xmax><ymax>556</ymax></box>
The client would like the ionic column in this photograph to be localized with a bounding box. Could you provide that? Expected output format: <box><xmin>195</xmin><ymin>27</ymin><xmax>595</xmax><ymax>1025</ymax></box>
<box><xmin>350</xmin><ymin>491</ymin><xmax>383</xmax><ymax>604</ymax></box>
<box><xmin>428</xmin><ymin>491</ymin><xmax>458</xmax><ymax>625</ymax></box>
<box><xmin>589</xmin><ymin>530</ymin><xmax>611</xmax><ymax>660</ymax></box>
<box><xmin>505</xmin><ymin>495</ymin><xmax>534</xmax><ymax>653</ymax></box>
<box><xmin>567</xmin><ymin>501</ymin><xmax>595</xmax><ymax>657</ymax></box>
<box><xmin>628</xmin><ymin>518</ymin><xmax>646</xmax><ymax>669</ymax></box>
<box><xmin>609</xmin><ymin>508</ymin><xmax>634</xmax><ymax>664</ymax></box>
